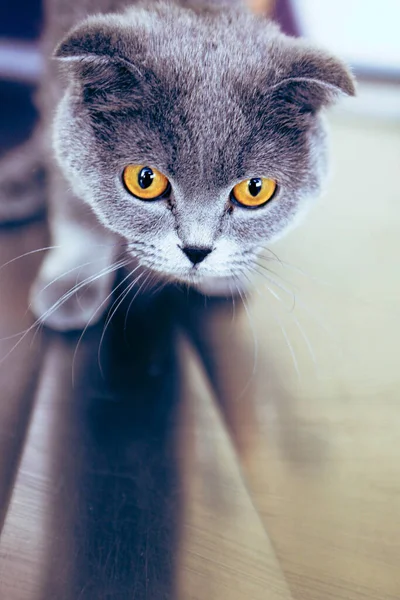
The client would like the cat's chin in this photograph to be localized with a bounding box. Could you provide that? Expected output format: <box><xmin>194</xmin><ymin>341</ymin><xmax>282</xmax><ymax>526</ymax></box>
<box><xmin>193</xmin><ymin>276</ymin><xmax>248</xmax><ymax>298</ymax></box>
<box><xmin>147</xmin><ymin>268</ymin><xmax>210</xmax><ymax>289</ymax></box>
<box><xmin>177</xmin><ymin>271</ymin><xmax>246</xmax><ymax>297</ymax></box>
<box><xmin>137</xmin><ymin>262</ymin><xmax>240</xmax><ymax>297</ymax></box>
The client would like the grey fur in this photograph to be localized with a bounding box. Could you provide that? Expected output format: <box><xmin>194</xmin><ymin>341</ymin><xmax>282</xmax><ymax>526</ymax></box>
<box><xmin>0</xmin><ymin>0</ymin><xmax>355</xmax><ymax>330</ymax></box>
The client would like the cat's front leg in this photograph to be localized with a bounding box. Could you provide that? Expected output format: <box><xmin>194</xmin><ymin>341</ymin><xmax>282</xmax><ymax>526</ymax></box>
<box><xmin>30</xmin><ymin>198</ymin><xmax>122</xmax><ymax>332</ymax></box>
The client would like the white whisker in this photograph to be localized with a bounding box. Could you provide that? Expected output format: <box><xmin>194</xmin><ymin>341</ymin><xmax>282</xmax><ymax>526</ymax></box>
<box><xmin>0</xmin><ymin>258</ymin><xmax>130</xmax><ymax>367</ymax></box>
<box><xmin>255</xmin><ymin>263</ymin><xmax>297</xmax><ymax>310</ymax></box>
<box><xmin>273</xmin><ymin>314</ymin><xmax>300</xmax><ymax>380</ymax></box>
<box><xmin>123</xmin><ymin>270</ymin><xmax>154</xmax><ymax>330</ymax></box>
<box><xmin>257</xmin><ymin>246</ymin><xmax>284</xmax><ymax>267</ymax></box>
<box><xmin>235</xmin><ymin>277</ymin><xmax>258</xmax><ymax>378</ymax></box>
<box><xmin>31</xmin><ymin>258</ymin><xmax>129</xmax><ymax>344</ymax></box>
<box><xmin>228</xmin><ymin>281</ymin><xmax>237</xmax><ymax>324</ymax></box>
<box><xmin>0</xmin><ymin>241</ymin><xmax>126</xmax><ymax>278</ymax></box>
<box><xmin>245</xmin><ymin>263</ymin><xmax>317</xmax><ymax>374</ymax></box>
<box><xmin>96</xmin><ymin>269</ymin><xmax>144</xmax><ymax>378</ymax></box>
<box><xmin>72</xmin><ymin>264</ymin><xmax>140</xmax><ymax>384</ymax></box>
<box><xmin>0</xmin><ymin>246</ymin><xmax>60</xmax><ymax>275</ymax></box>
<box><xmin>292</xmin><ymin>313</ymin><xmax>318</xmax><ymax>367</ymax></box>
<box><xmin>258</xmin><ymin>251</ymin><xmax>332</xmax><ymax>289</ymax></box>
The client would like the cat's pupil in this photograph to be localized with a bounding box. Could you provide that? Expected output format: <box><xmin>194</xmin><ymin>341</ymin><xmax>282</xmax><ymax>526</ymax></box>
<box><xmin>138</xmin><ymin>167</ymin><xmax>154</xmax><ymax>189</ymax></box>
<box><xmin>248</xmin><ymin>178</ymin><xmax>262</xmax><ymax>197</ymax></box>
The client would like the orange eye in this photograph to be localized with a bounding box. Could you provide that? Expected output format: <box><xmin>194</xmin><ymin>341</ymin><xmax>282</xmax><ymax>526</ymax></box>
<box><xmin>123</xmin><ymin>165</ymin><xmax>170</xmax><ymax>200</ymax></box>
<box><xmin>231</xmin><ymin>177</ymin><xmax>277</xmax><ymax>208</ymax></box>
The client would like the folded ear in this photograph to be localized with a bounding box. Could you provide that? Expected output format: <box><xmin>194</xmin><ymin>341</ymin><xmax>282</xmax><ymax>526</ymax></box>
<box><xmin>54</xmin><ymin>13</ymin><xmax>142</xmax><ymax>61</ymax></box>
<box><xmin>269</xmin><ymin>40</ymin><xmax>356</xmax><ymax>113</ymax></box>
<box><xmin>54</xmin><ymin>16</ymin><xmax>146</xmax><ymax>112</ymax></box>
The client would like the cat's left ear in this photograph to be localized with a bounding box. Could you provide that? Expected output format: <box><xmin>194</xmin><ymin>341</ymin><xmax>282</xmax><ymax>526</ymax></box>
<box><xmin>269</xmin><ymin>39</ymin><xmax>356</xmax><ymax>113</ymax></box>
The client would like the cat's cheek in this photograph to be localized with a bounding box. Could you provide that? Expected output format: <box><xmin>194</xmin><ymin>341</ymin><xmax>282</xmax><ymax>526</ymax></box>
<box><xmin>204</xmin><ymin>238</ymin><xmax>239</xmax><ymax>271</ymax></box>
<box><xmin>229</xmin><ymin>190</ymin><xmax>318</xmax><ymax>246</ymax></box>
<box><xmin>137</xmin><ymin>231</ymin><xmax>185</xmax><ymax>273</ymax></box>
<box><xmin>266</xmin><ymin>192</ymin><xmax>322</xmax><ymax>244</ymax></box>
<box><xmin>52</xmin><ymin>93</ymin><xmax>98</xmax><ymax>203</ymax></box>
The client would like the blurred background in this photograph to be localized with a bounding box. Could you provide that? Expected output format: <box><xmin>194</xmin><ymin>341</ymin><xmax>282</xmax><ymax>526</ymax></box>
<box><xmin>0</xmin><ymin>1</ymin><xmax>399</xmax><ymax>599</ymax></box>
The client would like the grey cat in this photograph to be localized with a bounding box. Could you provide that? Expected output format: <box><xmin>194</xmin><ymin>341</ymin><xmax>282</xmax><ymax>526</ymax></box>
<box><xmin>0</xmin><ymin>0</ymin><xmax>355</xmax><ymax>330</ymax></box>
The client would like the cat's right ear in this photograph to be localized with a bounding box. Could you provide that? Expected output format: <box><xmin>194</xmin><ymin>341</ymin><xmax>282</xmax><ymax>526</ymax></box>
<box><xmin>53</xmin><ymin>16</ymin><xmax>146</xmax><ymax>111</ymax></box>
<box><xmin>53</xmin><ymin>15</ymin><xmax>142</xmax><ymax>65</ymax></box>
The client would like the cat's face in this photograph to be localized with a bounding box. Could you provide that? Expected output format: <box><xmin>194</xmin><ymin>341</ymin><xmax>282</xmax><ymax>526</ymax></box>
<box><xmin>53</xmin><ymin>4</ymin><xmax>354</xmax><ymax>287</ymax></box>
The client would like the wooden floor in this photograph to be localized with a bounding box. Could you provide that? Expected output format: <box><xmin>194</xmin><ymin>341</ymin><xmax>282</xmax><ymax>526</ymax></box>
<box><xmin>0</xmin><ymin>110</ymin><xmax>399</xmax><ymax>597</ymax></box>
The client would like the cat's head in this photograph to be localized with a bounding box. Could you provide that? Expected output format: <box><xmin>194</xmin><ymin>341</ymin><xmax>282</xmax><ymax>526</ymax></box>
<box><xmin>53</xmin><ymin>2</ymin><xmax>355</xmax><ymax>288</ymax></box>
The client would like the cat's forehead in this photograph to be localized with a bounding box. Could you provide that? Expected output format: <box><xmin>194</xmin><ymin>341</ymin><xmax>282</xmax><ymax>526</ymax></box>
<box><xmin>124</xmin><ymin>4</ymin><xmax>279</xmax><ymax>86</ymax></box>
<box><xmin>77</xmin><ymin>5</ymin><xmax>345</xmax><ymax>187</ymax></box>
<box><xmin>115</xmin><ymin>54</ymin><xmax>290</xmax><ymax>187</ymax></box>
<box><xmin>140</xmin><ymin>74</ymin><xmax>251</xmax><ymax>185</ymax></box>
<box><xmin>120</xmin><ymin>13</ymin><xmax>269</xmax><ymax>181</ymax></box>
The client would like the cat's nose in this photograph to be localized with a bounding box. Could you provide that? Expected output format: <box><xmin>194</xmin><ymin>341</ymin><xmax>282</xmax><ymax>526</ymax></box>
<box><xmin>181</xmin><ymin>246</ymin><xmax>212</xmax><ymax>265</ymax></box>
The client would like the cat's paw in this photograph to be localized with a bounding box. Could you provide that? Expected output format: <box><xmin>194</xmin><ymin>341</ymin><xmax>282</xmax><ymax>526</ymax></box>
<box><xmin>30</xmin><ymin>251</ymin><xmax>116</xmax><ymax>332</ymax></box>
<box><xmin>0</xmin><ymin>134</ymin><xmax>47</xmax><ymax>224</ymax></box>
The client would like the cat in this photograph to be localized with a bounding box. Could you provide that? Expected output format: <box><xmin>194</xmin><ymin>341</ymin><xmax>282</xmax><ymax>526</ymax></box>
<box><xmin>0</xmin><ymin>0</ymin><xmax>355</xmax><ymax>331</ymax></box>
